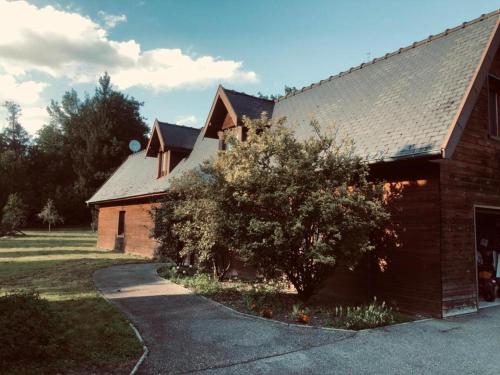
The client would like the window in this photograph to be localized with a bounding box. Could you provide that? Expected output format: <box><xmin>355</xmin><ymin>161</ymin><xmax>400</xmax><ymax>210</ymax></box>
<box><xmin>489</xmin><ymin>76</ymin><xmax>500</xmax><ymax>138</ymax></box>
<box><xmin>158</xmin><ymin>152</ymin><xmax>169</xmax><ymax>177</ymax></box>
<box><xmin>117</xmin><ymin>211</ymin><xmax>125</xmax><ymax>236</ymax></box>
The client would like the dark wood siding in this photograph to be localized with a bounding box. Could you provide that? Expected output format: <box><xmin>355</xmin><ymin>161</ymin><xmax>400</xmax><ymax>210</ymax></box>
<box><xmin>440</xmin><ymin>49</ymin><xmax>500</xmax><ymax>316</ymax></box>
<box><xmin>373</xmin><ymin>161</ymin><xmax>442</xmax><ymax>316</ymax></box>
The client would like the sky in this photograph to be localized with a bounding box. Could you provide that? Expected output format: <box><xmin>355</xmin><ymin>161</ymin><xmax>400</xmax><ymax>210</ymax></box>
<box><xmin>0</xmin><ymin>0</ymin><xmax>499</xmax><ymax>135</ymax></box>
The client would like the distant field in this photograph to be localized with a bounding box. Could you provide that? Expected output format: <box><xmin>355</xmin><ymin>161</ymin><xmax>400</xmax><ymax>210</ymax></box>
<box><xmin>0</xmin><ymin>229</ymin><xmax>147</xmax><ymax>374</ymax></box>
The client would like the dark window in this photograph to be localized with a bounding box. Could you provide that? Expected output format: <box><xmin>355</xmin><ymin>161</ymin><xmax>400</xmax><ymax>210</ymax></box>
<box><xmin>489</xmin><ymin>77</ymin><xmax>500</xmax><ymax>138</ymax></box>
<box><xmin>118</xmin><ymin>211</ymin><xmax>125</xmax><ymax>236</ymax></box>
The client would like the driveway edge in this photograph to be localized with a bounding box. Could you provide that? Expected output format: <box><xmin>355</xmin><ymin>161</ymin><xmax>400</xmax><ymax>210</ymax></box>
<box><xmin>92</xmin><ymin>269</ymin><xmax>149</xmax><ymax>375</ymax></box>
<box><xmin>154</xmin><ymin>266</ymin><xmax>357</xmax><ymax>334</ymax></box>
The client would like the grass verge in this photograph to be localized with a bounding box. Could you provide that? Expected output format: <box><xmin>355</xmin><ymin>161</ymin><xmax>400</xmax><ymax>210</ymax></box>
<box><xmin>0</xmin><ymin>229</ymin><xmax>146</xmax><ymax>375</ymax></box>
<box><xmin>159</xmin><ymin>265</ymin><xmax>412</xmax><ymax>330</ymax></box>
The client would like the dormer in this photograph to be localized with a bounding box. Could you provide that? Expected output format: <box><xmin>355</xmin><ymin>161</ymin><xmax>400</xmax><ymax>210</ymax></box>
<box><xmin>202</xmin><ymin>86</ymin><xmax>274</xmax><ymax>150</ymax></box>
<box><xmin>145</xmin><ymin>120</ymin><xmax>201</xmax><ymax>178</ymax></box>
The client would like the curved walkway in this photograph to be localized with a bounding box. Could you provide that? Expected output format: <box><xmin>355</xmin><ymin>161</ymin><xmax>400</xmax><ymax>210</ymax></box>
<box><xmin>94</xmin><ymin>263</ymin><xmax>500</xmax><ymax>375</ymax></box>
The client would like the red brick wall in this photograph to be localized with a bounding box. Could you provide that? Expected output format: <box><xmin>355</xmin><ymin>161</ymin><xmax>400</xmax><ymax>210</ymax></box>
<box><xmin>97</xmin><ymin>201</ymin><xmax>159</xmax><ymax>257</ymax></box>
<box><xmin>439</xmin><ymin>49</ymin><xmax>500</xmax><ymax>316</ymax></box>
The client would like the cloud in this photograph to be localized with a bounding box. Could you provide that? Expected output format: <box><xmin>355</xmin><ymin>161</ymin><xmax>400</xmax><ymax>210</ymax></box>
<box><xmin>0</xmin><ymin>74</ymin><xmax>47</xmax><ymax>105</ymax></box>
<box><xmin>0</xmin><ymin>74</ymin><xmax>49</xmax><ymax>133</ymax></box>
<box><xmin>0</xmin><ymin>0</ymin><xmax>258</xmax><ymax>91</ymax></box>
<box><xmin>97</xmin><ymin>11</ymin><xmax>127</xmax><ymax>29</ymax></box>
<box><xmin>175</xmin><ymin>115</ymin><xmax>198</xmax><ymax>126</ymax></box>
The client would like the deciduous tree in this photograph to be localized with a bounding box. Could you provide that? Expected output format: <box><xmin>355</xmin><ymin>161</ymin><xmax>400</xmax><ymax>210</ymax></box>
<box><xmin>38</xmin><ymin>199</ymin><xmax>64</xmax><ymax>232</ymax></box>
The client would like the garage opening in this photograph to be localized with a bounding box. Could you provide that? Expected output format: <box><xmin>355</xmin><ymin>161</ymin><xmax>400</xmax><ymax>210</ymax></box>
<box><xmin>475</xmin><ymin>207</ymin><xmax>500</xmax><ymax>308</ymax></box>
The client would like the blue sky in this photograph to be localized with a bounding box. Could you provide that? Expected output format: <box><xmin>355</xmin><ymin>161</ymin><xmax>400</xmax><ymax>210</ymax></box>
<box><xmin>0</xmin><ymin>0</ymin><xmax>499</xmax><ymax>134</ymax></box>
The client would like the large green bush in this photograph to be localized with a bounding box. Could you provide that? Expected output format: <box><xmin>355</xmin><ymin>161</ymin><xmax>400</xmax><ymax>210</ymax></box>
<box><xmin>0</xmin><ymin>291</ymin><xmax>68</xmax><ymax>370</ymax></box>
<box><xmin>153</xmin><ymin>116</ymin><xmax>389</xmax><ymax>300</ymax></box>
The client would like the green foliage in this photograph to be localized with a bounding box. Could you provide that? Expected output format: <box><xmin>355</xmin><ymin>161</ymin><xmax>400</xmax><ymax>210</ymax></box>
<box><xmin>45</xmin><ymin>73</ymin><xmax>149</xmax><ymax>221</ymax></box>
<box><xmin>164</xmin><ymin>269</ymin><xmax>223</xmax><ymax>295</ymax></box>
<box><xmin>333</xmin><ymin>299</ymin><xmax>397</xmax><ymax>330</ymax></box>
<box><xmin>213</xmin><ymin>116</ymin><xmax>389</xmax><ymax>300</ymax></box>
<box><xmin>38</xmin><ymin>199</ymin><xmax>64</xmax><ymax>231</ymax></box>
<box><xmin>153</xmin><ymin>169</ymin><xmax>235</xmax><ymax>280</ymax></box>
<box><xmin>1</xmin><ymin>101</ymin><xmax>30</xmax><ymax>155</ymax></box>
<box><xmin>0</xmin><ymin>73</ymin><xmax>149</xmax><ymax>227</ymax></box>
<box><xmin>154</xmin><ymin>115</ymin><xmax>389</xmax><ymax>300</ymax></box>
<box><xmin>1</xmin><ymin>193</ymin><xmax>28</xmax><ymax>234</ymax></box>
<box><xmin>257</xmin><ymin>85</ymin><xmax>297</xmax><ymax>100</ymax></box>
<box><xmin>0</xmin><ymin>291</ymin><xmax>68</xmax><ymax>370</ymax></box>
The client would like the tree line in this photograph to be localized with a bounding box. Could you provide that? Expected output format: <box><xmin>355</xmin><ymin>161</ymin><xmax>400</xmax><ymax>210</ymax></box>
<box><xmin>0</xmin><ymin>73</ymin><xmax>149</xmax><ymax>231</ymax></box>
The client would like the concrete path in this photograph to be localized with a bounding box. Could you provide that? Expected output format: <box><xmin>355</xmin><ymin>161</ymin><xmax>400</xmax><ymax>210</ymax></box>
<box><xmin>94</xmin><ymin>263</ymin><xmax>500</xmax><ymax>375</ymax></box>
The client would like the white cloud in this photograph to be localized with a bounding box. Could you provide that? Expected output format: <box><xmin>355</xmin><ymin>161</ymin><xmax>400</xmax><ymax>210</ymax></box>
<box><xmin>97</xmin><ymin>11</ymin><xmax>127</xmax><ymax>29</ymax></box>
<box><xmin>0</xmin><ymin>74</ymin><xmax>49</xmax><ymax>133</ymax></box>
<box><xmin>0</xmin><ymin>0</ymin><xmax>258</xmax><ymax>91</ymax></box>
<box><xmin>0</xmin><ymin>74</ymin><xmax>47</xmax><ymax>105</ymax></box>
<box><xmin>175</xmin><ymin>115</ymin><xmax>198</xmax><ymax>126</ymax></box>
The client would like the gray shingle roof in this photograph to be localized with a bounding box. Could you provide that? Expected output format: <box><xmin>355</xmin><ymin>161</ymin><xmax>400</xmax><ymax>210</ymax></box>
<box><xmin>224</xmin><ymin>88</ymin><xmax>274</xmax><ymax>120</ymax></box>
<box><xmin>87</xmin><ymin>133</ymin><xmax>218</xmax><ymax>203</ymax></box>
<box><xmin>272</xmin><ymin>12</ymin><xmax>499</xmax><ymax>161</ymax></box>
<box><xmin>88</xmin><ymin>11</ymin><xmax>499</xmax><ymax>203</ymax></box>
<box><xmin>157</xmin><ymin>121</ymin><xmax>200</xmax><ymax>150</ymax></box>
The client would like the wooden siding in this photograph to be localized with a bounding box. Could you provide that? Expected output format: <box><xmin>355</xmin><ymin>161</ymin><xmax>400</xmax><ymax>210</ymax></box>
<box><xmin>372</xmin><ymin>162</ymin><xmax>442</xmax><ymax>316</ymax></box>
<box><xmin>440</xmin><ymin>49</ymin><xmax>500</xmax><ymax>316</ymax></box>
<box><xmin>97</xmin><ymin>201</ymin><xmax>159</xmax><ymax>257</ymax></box>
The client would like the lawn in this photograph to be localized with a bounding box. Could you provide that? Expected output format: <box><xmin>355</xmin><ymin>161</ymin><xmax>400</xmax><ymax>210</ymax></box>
<box><xmin>0</xmin><ymin>229</ymin><xmax>147</xmax><ymax>375</ymax></box>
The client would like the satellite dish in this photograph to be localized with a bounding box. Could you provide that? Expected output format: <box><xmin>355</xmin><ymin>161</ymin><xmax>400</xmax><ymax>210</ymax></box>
<box><xmin>129</xmin><ymin>140</ymin><xmax>141</xmax><ymax>153</ymax></box>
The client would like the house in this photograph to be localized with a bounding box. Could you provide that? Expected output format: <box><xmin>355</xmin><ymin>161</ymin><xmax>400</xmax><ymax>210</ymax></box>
<box><xmin>88</xmin><ymin>10</ymin><xmax>500</xmax><ymax>318</ymax></box>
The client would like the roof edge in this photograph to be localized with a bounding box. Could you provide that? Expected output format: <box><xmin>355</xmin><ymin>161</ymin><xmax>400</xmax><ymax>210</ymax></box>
<box><xmin>276</xmin><ymin>9</ymin><xmax>500</xmax><ymax>103</ymax></box>
<box><xmin>441</xmin><ymin>13</ymin><xmax>500</xmax><ymax>158</ymax></box>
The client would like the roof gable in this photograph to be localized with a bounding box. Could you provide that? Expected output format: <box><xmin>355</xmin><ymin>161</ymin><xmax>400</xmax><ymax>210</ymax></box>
<box><xmin>145</xmin><ymin>120</ymin><xmax>201</xmax><ymax>157</ymax></box>
<box><xmin>203</xmin><ymin>85</ymin><xmax>274</xmax><ymax>138</ymax></box>
<box><xmin>272</xmin><ymin>10</ymin><xmax>500</xmax><ymax>162</ymax></box>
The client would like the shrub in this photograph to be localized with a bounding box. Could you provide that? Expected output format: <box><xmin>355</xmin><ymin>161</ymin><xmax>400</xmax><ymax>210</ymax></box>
<box><xmin>160</xmin><ymin>267</ymin><xmax>223</xmax><ymax>296</ymax></box>
<box><xmin>333</xmin><ymin>299</ymin><xmax>397</xmax><ymax>330</ymax></box>
<box><xmin>290</xmin><ymin>304</ymin><xmax>311</xmax><ymax>324</ymax></box>
<box><xmin>0</xmin><ymin>291</ymin><xmax>68</xmax><ymax>369</ymax></box>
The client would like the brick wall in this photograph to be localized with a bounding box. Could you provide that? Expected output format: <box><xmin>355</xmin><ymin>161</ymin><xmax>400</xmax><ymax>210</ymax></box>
<box><xmin>97</xmin><ymin>200</ymin><xmax>159</xmax><ymax>257</ymax></box>
<box><xmin>440</xmin><ymin>49</ymin><xmax>500</xmax><ymax>316</ymax></box>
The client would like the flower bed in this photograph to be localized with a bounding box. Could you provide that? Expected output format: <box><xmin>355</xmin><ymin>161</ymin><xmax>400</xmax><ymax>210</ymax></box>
<box><xmin>159</xmin><ymin>266</ymin><xmax>412</xmax><ymax>330</ymax></box>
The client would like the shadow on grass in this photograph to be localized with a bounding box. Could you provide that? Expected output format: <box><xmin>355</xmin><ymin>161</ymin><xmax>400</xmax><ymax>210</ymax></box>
<box><xmin>0</xmin><ymin>239</ymin><xmax>97</xmax><ymax>249</ymax></box>
<box><xmin>2</xmin><ymin>295</ymin><xmax>141</xmax><ymax>375</ymax></box>
<box><xmin>0</xmin><ymin>249</ymin><xmax>113</xmax><ymax>258</ymax></box>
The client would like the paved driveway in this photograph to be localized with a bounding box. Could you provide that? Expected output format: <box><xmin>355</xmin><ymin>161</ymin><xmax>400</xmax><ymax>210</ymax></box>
<box><xmin>94</xmin><ymin>263</ymin><xmax>500</xmax><ymax>375</ymax></box>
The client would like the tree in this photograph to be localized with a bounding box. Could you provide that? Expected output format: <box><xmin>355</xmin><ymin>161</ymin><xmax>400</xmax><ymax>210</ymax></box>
<box><xmin>43</xmin><ymin>72</ymin><xmax>149</xmax><ymax>223</ymax></box>
<box><xmin>37</xmin><ymin>199</ymin><xmax>64</xmax><ymax>232</ymax></box>
<box><xmin>257</xmin><ymin>85</ymin><xmax>297</xmax><ymax>100</ymax></box>
<box><xmin>1</xmin><ymin>193</ymin><xmax>28</xmax><ymax>235</ymax></box>
<box><xmin>0</xmin><ymin>102</ymin><xmax>31</xmax><ymax>214</ymax></box>
<box><xmin>1</xmin><ymin>101</ymin><xmax>30</xmax><ymax>155</ymax></box>
<box><xmin>168</xmin><ymin>115</ymin><xmax>389</xmax><ymax>300</ymax></box>
<box><xmin>52</xmin><ymin>73</ymin><xmax>149</xmax><ymax>199</ymax></box>
<box><xmin>153</xmin><ymin>169</ymin><xmax>235</xmax><ymax>280</ymax></box>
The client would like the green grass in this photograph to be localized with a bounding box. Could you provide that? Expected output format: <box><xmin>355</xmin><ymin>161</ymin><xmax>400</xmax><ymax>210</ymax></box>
<box><xmin>0</xmin><ymin>229</ymin><xmax>147</xmax><ymax>375</ymax></box>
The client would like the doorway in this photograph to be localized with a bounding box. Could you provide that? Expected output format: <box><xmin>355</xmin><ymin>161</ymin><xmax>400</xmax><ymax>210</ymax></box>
<box><xmin>474</xmin><ymin>206</ymin><xmax>500</xmax><ymax>308</ymax></box>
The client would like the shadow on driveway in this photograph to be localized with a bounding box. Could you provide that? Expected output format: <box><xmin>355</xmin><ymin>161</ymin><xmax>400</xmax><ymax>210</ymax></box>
<box><xmin>94</xmin><ymin>263</ymin><xmax>500</xmax><ymax>375</ymax></box>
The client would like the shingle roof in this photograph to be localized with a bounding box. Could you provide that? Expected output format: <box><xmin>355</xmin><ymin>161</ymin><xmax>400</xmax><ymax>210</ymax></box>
<box><xmin>88</xmin><ymin>11</ymin><xmax>500</xmax><ymax>204</ymax></box>
<box><xmin>272</xmin><ymin>10</ymin><xmax>499</xmax><ymax>161</ymax></box>
<box><xmin>157</xmin><ymin>121</ymin><xmax>200</xmax><ymax>150</ymax></box>
<box><xmin>86</xmin><ymin>134</ymin><xmax>218</xmax><ymax>204</ymax></box>
<box><xmin>224</xmin><ymin>88</ymin><xmax>274</xmax><ymax>120</ymax></box>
